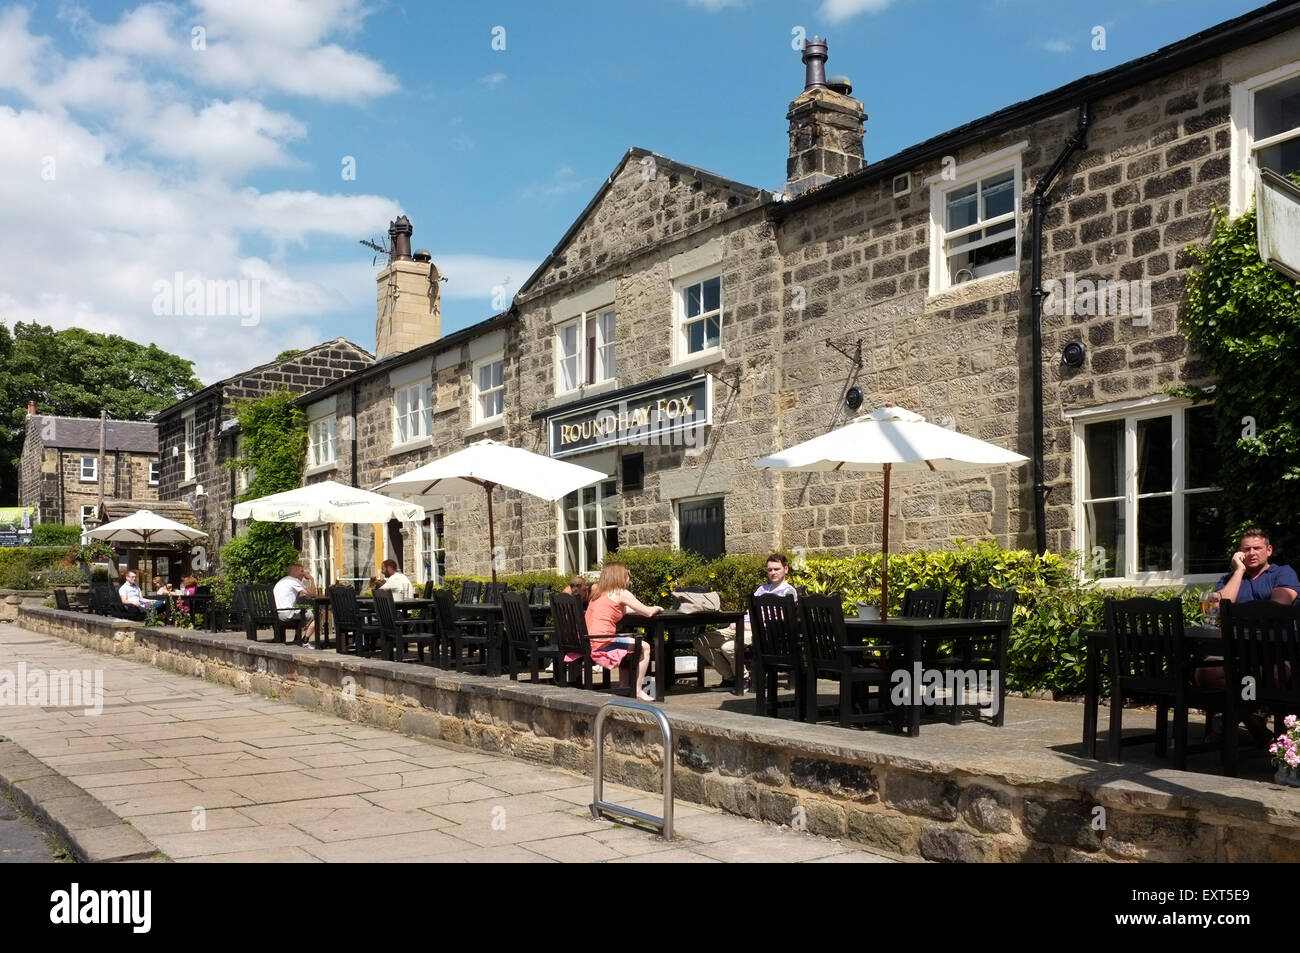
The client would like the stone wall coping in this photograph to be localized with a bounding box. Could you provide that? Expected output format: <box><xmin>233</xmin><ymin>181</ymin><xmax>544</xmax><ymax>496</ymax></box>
<box><xmin>18</xmin><ymin>603</ymin><xmax>1300</xmax><ymax>829</ymax></box>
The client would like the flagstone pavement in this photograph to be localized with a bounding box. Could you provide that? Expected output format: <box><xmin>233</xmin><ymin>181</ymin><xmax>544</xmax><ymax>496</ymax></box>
<box><xmin>0</xmin><ymin>622</ymin><xmax>893</xmax><ymax>863</ymax></box>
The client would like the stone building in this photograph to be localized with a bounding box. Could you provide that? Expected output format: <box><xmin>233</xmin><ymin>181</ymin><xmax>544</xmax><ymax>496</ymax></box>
<box><xmin>154</xmin><ymin>339</ymin><xmax>374</xmax><ymax>556</ymax></box>
<box><xmin>204</xmin><ymin>2</ymin><xmax>1300</xmax><ymax>590</ymax></box>
<box><xmin>18</xmin><ymin>405</ymin><xmax>160</xmax><ymax>528</ymax></box>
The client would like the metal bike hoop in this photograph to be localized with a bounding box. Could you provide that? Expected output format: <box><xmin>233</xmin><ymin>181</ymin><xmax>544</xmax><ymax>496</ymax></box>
<box><xmin>591</xmin><ymin>699</ymin><xmax>674</xmax><ymax>840</ymax></box>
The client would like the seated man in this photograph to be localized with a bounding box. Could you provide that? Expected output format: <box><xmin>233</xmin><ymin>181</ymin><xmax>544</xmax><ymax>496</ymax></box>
<box><xmin>118</xmin><ymin>570</ymin><xmax>160</xmax><ymax>620</ymax></box>
<box><xmin>1199</xmin><ymin>526</ymin><xmax>1297</xmax><ymax>742</ymax></box>
<box><xmin>273</xmin><ymin>563</ymin><xmax>317</xmax><ymax>647</ymax></box>
<box><xmin>696</xmin><ymin>552</ymin><xmax>798</xmax><ymax>689</ymax></box>
<box><xmin>377</xmin><ymin>559</ymin><xmax>415</xmax><ymax>601</ymax></box>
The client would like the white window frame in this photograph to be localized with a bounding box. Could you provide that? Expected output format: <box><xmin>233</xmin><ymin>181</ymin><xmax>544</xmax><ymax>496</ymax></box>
<box><xmin>79</xmin><ymin>456</ymin><xmax>98</xmax><ymax>482</ymax></box>
<box><xmin>418</xmin><ymin>512</ymin><xmax>446</xmax><ymax>585</ymax></box>
<box><xmin>1068</xmin><ymin>396</ymin><xmax>1221</xmax><ymax>586</ymax></box>
<box><xmin>308</xmin><ymin>416</ymin><xmax>338</xmax><ymax>468</ymax></box>
<box><xmin>927</xmin><ymin>141</ymin><xmax>1026</xmax><ymax>296</ymax></box>
<box><xmin>393</xmin><ymin>380</ymin><xmax>433</xmax><ymax>446</ymax></box>
<box><xmin>310</xmin><ymin>525</ymin><xmax>333</xmax><ymax>587</ymax></box>
<box><xmin>555</xmin><ymin>306</ymin><xmax>616</xmax><ymax>395</ymax></box>
<box><xmin>556</xmin><ymin>478</ymin><xmax>619</xmax><ymax>575</ymax></box>
<box><xmin>80</xmin><ymin>505</ymin><xmax>96</xmax><ymax>529</ymax></box>
<box><xmin>473</xmin><ymin>353</ymin><xmax>505</xmax><ymax>425</ymax></box>
<box><xmin>148</xmin><ymin>460</ymin><xmax>159</xmax><ymax>486</ymax></box>
<box><xmin>1230</xmin><ymin>60</ymin><xmax>1300</xmax><ymax>215</ymax></box>
<box><xmin>673</xmin><ymin>269</ymin><xmax>723</xmax><ymax>362</ymax></box>
<box><xmin>183</xmin><ymin>413</ymin><xmax>196</xmax><ymax>482</ymax></box>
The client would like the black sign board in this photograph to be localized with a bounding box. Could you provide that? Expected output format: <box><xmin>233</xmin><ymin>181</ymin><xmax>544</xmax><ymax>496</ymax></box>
<box><xmin>0</xmin><ymin>533</ymin><xmax>21</xmax><ymax>547</ymax></box>
<box><xmin>547</xmin><ymin>375</ymin><xmax>713</xmax><ymax>458</ymax></box>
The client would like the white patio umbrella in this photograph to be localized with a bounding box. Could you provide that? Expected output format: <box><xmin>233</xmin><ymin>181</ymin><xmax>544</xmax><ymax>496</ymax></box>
<box><xmin>378</xmin><ymin>438</ymin><xmax>607</xmax><ymax>587</ymax></box>
<box><xmin>751</xmin><ymin>404</ymin><xmax>1029</xmax><ymax>619</ymax></box>
<box><xmin>87</xmin><ymin>509</ymin><xmax>209</xmax><ymax>581</ymax></box>
<box><xmin>231</xmin><ymin>478</ymin><xmax>426</xmax><ymax>524</ymax></box>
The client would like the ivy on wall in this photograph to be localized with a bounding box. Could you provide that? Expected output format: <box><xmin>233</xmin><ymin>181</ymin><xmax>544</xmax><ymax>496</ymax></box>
<box><xmin>218</xmin><ymin>390</ymin><xmax>307</xmax><ymax>583</ymax></box>
<box><xmin>1179</xmin><ymin>183</ymin><xmax>1300</xmax><ymax>561</ymax></box>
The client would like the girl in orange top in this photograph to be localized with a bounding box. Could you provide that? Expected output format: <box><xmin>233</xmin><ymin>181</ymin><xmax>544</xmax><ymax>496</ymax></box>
<box><xmin>584</xmin><ymin>562</ymin><xmax>663</xmax><ymax>702</ymax></box>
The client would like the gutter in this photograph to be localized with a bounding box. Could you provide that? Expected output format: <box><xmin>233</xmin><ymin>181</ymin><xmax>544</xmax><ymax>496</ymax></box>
<box><xmin>1030</xmin><ymin>103</ymin><xmax>1091</xmax><ymax>554</ymax></box>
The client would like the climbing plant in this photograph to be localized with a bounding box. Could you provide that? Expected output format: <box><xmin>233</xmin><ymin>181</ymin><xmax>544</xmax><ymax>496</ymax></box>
<box><xmin>1179</xmin><ymin>183</ymin><xmax>1300</xmax><ymax>561</ymax></box>
<box><xmin>218</xmin><ymin>390</ymin><xmax>307</xmax><ymax>583</ymax></box>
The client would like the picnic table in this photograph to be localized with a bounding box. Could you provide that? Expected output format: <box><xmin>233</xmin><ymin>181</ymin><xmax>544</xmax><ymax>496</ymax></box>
<box><xmin>844</xmin><ymin>616</ymin><xmax>1012</xmax><ymax>737</ymax></box>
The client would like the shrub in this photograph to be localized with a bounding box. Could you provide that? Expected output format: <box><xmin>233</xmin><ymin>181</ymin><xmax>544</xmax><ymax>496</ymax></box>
<box><xmin>219</xmin><ymin>524</ymin><xmax>299</xmax><ymax>586</ymax></box>
<box><xmin>30</xmin><ymin>523</ymin><xmax>82</xmax><ymax>547</ymax></box>
<box><xmin>602</xmin><ymin>547</ymin><xmax>704</xmax><ymax>608</ymax></box>
<box><xmin>442</xmin><ymin>572</ymin><xmax>570</xmax><ymax>602</ymax></box>
<box><xmin>0</xmin><ymin>546</ymin><xmax>66</xmax><ymax>590</ymax></box>
<box><xmin>678</xmin><ymin>553</ymin><xmax>771</xmax><ymax>611</ymax></box>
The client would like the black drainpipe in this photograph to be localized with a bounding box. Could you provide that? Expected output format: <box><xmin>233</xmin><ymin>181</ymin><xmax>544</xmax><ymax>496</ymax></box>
<box><xmin>1030</xmin><ymin>102</ymin><xmax>1090</xmax><ymax>554</ymax></box>
<box><xmin>350</xmin><ymin>381</ymin><xmax>359</xmax><ymax>581</ymax></box>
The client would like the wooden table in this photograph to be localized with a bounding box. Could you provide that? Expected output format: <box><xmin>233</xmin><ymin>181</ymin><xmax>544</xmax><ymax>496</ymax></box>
<box><xmin>844</xmin><ymin>617</ymin><xmax>1011</xmax><ymax>737</ymax></box>
<box><xmin>455</xmin><ymin>603</ymin><xmax>505</xmax><ymax>675</ymax></box>
<box><xmin>617</xmin><ymin>610</ymin><xmax>744</xmax><ymax>701</ymax></box>
<box><xmin>1081</xmin><ymin>625</ymin><xmax>1221</xmax><ymax>758</ymax></box>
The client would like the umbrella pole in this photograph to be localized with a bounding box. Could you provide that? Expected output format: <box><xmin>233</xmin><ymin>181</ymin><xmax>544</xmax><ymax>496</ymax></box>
<box><xmin>485</xmin><ymin>483</ymin><xmax>498</xmax><ymax>590</ymax></box>
<box><xmin>880</xmin><ymin>464</ymin><xmax>891</xmax><ymax>621</ymax></box>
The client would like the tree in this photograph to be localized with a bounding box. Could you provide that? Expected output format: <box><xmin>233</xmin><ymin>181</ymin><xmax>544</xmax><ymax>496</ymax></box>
<box><xmin>1180</xmin><ymin>188</ymin><xmax>1300</xmax><ymax>561</ymax></box>
<box><xmin>0</xmin><ymin>322</ymin><xmax>202</xmax><ymax>502</ymax></box>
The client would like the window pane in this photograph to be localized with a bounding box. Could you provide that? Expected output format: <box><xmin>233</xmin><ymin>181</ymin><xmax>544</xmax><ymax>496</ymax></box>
<box><xmin>1255</xmin><ymin>74</ymin><xmax>1300</xmax><ymax>140</ymax></box>
<box><xmin>563</xmin><ymin>533</ymin><xmax>580</xmax><ymax>576</ymax></box>
<box><xmin>1083</xmin><ymin>500</ymin><xmax>1126</xmax><ymax>579</ymax></box>
<box><xmin>946</xmin><ymin>183</ymin><xmax>978</xmax><ymax>230</ymax></box>
<box><xmin>492</xmin><ymin>361</ymin><xmax>503</xmax><ymax>388</ymax></box>
<box><xmin>1137</xmin><ymin>496</ymin><xmax>1172</xmax><ymax>572</ymax></box>
<box><xmin>1256</xmin><ymin>136</ymin><xmax>1300</xmax><ymax>178</ymax></box>
<box><xmin>1084</xmin><ymin>420</ymin><xmax>1123</xmax><ymax>499</ymax></box>
<box><xmin>688</xmin><ymin>320</ymin><xmax>705</xmax><ymax>354</ymax></box>
<box><xmin>686</xmin><ymin>284</ymin><xmax>701</xmax><ymax>319</ymax></box>
<box><xmin>560</xmin><ymin>354</ymin><xmax>578</xmax><ymax>391</ymax></box>
<box><xmin>563</xmin><ymin>491</ymin><xmax>579</xmax><ymax>529</ymax></box>
<box><xmin>1185</xmin><ymin>491</ymin><xmax>1225</xmax><ymax>575</ymax></box>
<box><xmin>583</xmin><ymin>529</ymin><xmax>598</xmax><ymax>572</ymax></box>
<box><xmin>704</xmin><ymin>317</ymin><xmax>720</xmax><ymax>350</ymax></box>
<box><xmin>1185</xmin><ymin>405</ymin><xmax>1217</xmax><ymax>490</ymax></box>
<box><xmin>981</xmin><ymin>172</ymin><xmax>1014</xmax><ymax>219</ymax></box>
<box><xmin>600</xmin><ymin>481</ymin><xmax>618</xmax><ymax>526</ymax></box>
<box><xmin>679</xmin><ymin>498</ymin><xmax>725</xmax><ymax>560</ymax></box>
<box><xmin>703</xmin><ymin>277</ymin><xmax>720</xmax><ymax>313</ymax></box>
<box><xmin>1137</xmin><ymin>416</ymin><xmax>1172</xmax><ymax>494</ymax></box>
<box><xmin>604</xmin><ymin>525</ymin><xmax>619</xmax><ymax>559</ymax></box>
<box><xmin>560</xmin><ymin>323</ymin><xmax>578</xmax><ymax>357</ymax></box>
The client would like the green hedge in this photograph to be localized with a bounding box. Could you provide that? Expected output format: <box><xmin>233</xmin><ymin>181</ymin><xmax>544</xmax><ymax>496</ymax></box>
<box><xmin>442</xmin><ymin>572</ymin><xmax>571</xmax><ymax>602</ymax></box>
<box><xmin>30</xmin><ymin>524</ymin><xmax>82</xmax><ymax>547</ymax></box>
<box><xmin>0</xmin><ymin>547</ymin><xmax>77</xmax><ymax>590</ymax></box>
<box><xmin>601</xmin><ymin>541</ymin><xmax>1210</xmax><ymax>697</ymax></box>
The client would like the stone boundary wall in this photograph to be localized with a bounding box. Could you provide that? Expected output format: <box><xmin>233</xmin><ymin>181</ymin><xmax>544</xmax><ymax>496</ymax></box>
<box><xmin>15</xmin><ymin>603</ymin><xmax>1300</xmax><ymax>862</ymax></box>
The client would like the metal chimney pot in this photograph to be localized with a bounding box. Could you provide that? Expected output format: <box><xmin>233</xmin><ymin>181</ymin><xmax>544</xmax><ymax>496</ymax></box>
<box><xmin>803</xmin><ymin>36</ymin><xmax>828</xmax><ymax>90</ymax></box>
<box><xmin>388</xmin><ymin>216</ymin><xmax>414</xmax><ymax>262</ymax></box>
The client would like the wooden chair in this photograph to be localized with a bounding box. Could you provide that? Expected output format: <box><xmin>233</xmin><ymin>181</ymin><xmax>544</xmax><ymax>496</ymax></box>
<box><xmin>90</xmin><ymin>582</ymin><xmax>132</xmax><ymax>619</ymax></box>
<box><xmin>481</xmin><ymin>582</ymin><xmax>507</xmax><ymax>605</ymax></box>
<box><xmin>902</xmin><ymin>587</ymin><xmax>947</xmax><ymax>619</ymax></box>
<box><xmin>501</xmin><ymin>591</ymin><xmax>561</xmax><ymax>682</ymax></box>
<box><xmin>749</xmin><ymin>592</ymin><xmax>805</xmax><ymax>719</ymax></box>
<box><xmin>1102</xmin><ymin>596</ymin><xmax>1219</xmax><ymax>769</ymax></box>
<box><xmin>373</xmin><ymin>589</ymin><xmax>437</xmax><ymax>663</ymax></box>
<box><xmin>801</xmin><ymin>593</ymin><xmax>896</xmax><ymax>729</ymax></box>
<box><xmin>432</xmin><ymin>588</ymin><xmax>490</xmax><ymax>672</ymax></box>
<box><xmin>460</xmin><ymin>580</ymin><xmax>483</xmax><ymax>605</ymax></box>
<box><xmin>240</xmin><ymin>584</ymin><xmax>304</xmax><ymax>644</ymax></box>
<box><xmin>329</xmin><ymin>584</ymin><xmax>381</xmax><ymax>656</ymax></box>
<box><xmin>529</xmin><ymin>584</ymin><xmax>553</xmax><ymax>605</ymax></box>
<box><xmin>551</xmin><ymin>591</ymin><xmax>611</xmax><ymax>690</ymax></box>
<box><xmin>933</xmin><ymin>587</ymin><xmax>1016</xmax><ymax>725</ymax></box>
<box><xmin>1221</xmin><ymin>599</ymin><xmax>1300</xmax><ymax>776</ymax></box>
<box><xmin>53</xmin><ymin>589</ymin><xmax>89</xmax><ymax>613</ymax></box>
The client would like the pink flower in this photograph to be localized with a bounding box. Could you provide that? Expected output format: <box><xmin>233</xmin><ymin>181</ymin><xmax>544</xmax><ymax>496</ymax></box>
<box><xmin>1287</xmin><ymin>714</ymin><xmax>1298</xmax><ymax>729</ymax></box>
<box><xmin>1287</xmin><ymin>749</ymin><xmax>1300</xmax><ymax>768</ymax></box>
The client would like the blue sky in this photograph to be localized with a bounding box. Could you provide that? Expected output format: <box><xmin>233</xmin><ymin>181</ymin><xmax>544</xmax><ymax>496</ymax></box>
<box><xmin>0</xmin><ymin>0</ymin><xmax>1265</xmax><ymax>382</ymax></box>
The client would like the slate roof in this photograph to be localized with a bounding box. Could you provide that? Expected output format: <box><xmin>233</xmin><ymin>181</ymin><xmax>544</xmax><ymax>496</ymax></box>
<box><xmin>37</xmin><ymin>417</ymin><xmax>158</xmax><ymax>454</ymax></box>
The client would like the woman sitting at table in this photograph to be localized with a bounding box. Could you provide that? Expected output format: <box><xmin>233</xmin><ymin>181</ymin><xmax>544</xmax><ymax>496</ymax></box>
<box><xmin>152</xmin><ymin>577</ymin><xmax>169</xmax><ymax>596</ymax></box>
<box><xmin>563</xmin><ymin>575</ymin><xmax>591</xmax><ymax>606</ymax></box>
<box><xmin>178</xmin><ymin>575</ymin><xmax>198</xmax><ymax>614</ymax></box>
<box><xmin>584</xmin><ymin>562</ymin><xmax>663</xmax><ymax>702</ymax></box>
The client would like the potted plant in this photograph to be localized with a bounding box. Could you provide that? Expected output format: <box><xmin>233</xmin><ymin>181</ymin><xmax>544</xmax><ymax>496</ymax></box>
<box><xmin>1269</xmin><ymin>715</ymin><xmax>1300</xmax><ymax>787</ymax></box>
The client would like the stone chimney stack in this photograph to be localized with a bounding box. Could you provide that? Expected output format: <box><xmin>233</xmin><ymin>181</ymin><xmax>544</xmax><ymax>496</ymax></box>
<box><xmin>375</xmin><ymin>215</ymin><xmax>442</xmax><ymax>359</ymax></box>
<box><xmin>27</xmin><ymin>401</ymin><xmax>36</xmax><ymax>416</ymax></box>
<box><xmin>786</xmin><ymin>37</ymin><xmax>865</xmax><ymax>196</ymax></box>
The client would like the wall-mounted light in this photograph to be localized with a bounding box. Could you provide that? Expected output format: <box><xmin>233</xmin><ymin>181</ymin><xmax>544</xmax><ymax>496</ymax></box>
<box><xmin>1061</xmin><ymin>341</ymin><xmax>1086</xmax><ymax>368</ymax></box>
<box><xmin>845</xmin><ymin>386</ymin><xmax>863</xmax><ymax>411</ymax></box>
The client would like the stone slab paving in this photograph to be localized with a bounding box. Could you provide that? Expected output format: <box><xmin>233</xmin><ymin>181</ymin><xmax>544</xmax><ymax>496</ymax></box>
<box><xmin>0</xmin><ymin>622</ymin><xmax>892</xmax><ymax>863</ymax></box>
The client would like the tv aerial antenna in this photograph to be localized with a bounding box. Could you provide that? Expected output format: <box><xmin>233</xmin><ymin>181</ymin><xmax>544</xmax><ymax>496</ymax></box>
<box><xmin>359</xmin><ymin>235</ymin><xmax>391</xmax><ymax>266</ymax></box>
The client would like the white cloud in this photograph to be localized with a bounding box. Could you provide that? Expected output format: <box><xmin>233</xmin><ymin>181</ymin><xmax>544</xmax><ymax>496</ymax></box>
<box><xmin>518</xmin><ymin>166</ymin><xmax>585</xmax><ymax>201</ymax></box>
<box><xmin>1042</xmin><ymin>38</ymin><xmax>1072</xmax><ymax>54</ymax></box>
<box><xmin>686</xmin><ymin>0</ymin><xmax>744</xmax><ymax>10</ymax></box>
<box><xmin>819</xmin><ymin>0</ymin><xmax>895</xmax><ymax>23</ymax></box>
<box><xmin>431</xmin><ymin>255</ymin><xmax>540</xmax><ymax>303</ymax></box>
<box><xmin>480</xmin><ymin>72</ymin><xmax>507</xmax><ymax>88</ymax></box>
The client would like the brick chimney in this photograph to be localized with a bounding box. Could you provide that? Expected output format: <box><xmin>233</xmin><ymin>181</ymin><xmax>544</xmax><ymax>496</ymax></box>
<box><xmin>375</xmin><ymin>215</ymin><xmax>442</xmax><ymax>359</ymax></box>
<box><xmin>785</xmin><ymin>37</ymin><xmax>865</xmax><ymax>196</ymax></box>
<box><xmin>27</xmin><ymin>401</ymin><xmax>36</xmax><ymax>416</ymax></box>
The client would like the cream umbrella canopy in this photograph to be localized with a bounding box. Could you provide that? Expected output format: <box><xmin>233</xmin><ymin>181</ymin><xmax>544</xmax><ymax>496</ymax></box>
<box><xmin>751</xmin><ymin>405</ymin><xmax>1029</xmax><ymax>619</ymax></box>
<box><xmin>87</xmin><ymin>509</ymin><xmax>209</xmax><ymax>581</ymax></box>
<box><xmin>232</xmin><ymin>478</ymin><xmax>425</xmax><ymax>524</ymax></box>
<box><xmin>378</xmin><ymin>439</ymin><xmax>607</xmax><ymax>588</ymax></box>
